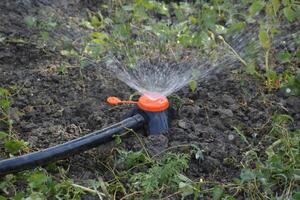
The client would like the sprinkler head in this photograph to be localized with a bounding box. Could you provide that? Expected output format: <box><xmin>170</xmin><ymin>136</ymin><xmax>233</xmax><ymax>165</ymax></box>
<box><xmin>106</xmin><ymin>94</ymin><xmax>170</xmax><ymax>135</ymax></box>
<box><xmin>137</xmin><ymin>94</ymin><xmax>169</xmax><ymax>135</ymax></box>
<box><xmin>137</xmin><ymin>95</ymin><xmax>169</xmax><ymax>112</ymax></box>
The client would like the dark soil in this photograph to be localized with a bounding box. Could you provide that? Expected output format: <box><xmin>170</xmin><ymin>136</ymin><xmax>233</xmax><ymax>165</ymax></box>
<box><xmin>0</xmin><ymin>0</ymin><xmax>299</xmax><ymax>199</ymax></box>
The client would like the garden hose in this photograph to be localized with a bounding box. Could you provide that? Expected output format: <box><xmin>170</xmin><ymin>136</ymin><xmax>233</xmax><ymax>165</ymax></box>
<box><xmin>0</xmin><ymin>114</ymin><xmax>145</xmax><ymax>176</ymax></box>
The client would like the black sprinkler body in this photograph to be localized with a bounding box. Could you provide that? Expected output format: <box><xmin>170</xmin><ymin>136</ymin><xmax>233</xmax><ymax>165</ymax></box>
<box><xmin>142</xmin><ymin>110</ymin><xmax>169</xmax><ymax>135</ymax></box>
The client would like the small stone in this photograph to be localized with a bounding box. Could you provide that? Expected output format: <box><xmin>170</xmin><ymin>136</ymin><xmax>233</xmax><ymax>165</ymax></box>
<box><xmin>213</xmin><ymin>118</ymin><xmax>226</xmax><ymax>131</ymax></box>
<box><xmin>178</xmin><ymin>120</ymin><xmax>188</xmax><ymax>129</ymax></box>
<box><xmin>222</xmin><ymin>94</ymin><xmax>235</xmax><ymax>105</ymax></box>
<box><xmin>218</xmin><ymin>108</ymin><xmax>234</xmax><ymax>117</ymax></box>
<box><xmin>144</xmin><ymin>135</ymin><xmax>168</xmax><ymax>156</ymax></box>
<box><xmin>252</xmin><ymin>133</ymin><xmax>258</xmax><ymax>139</ymax></box>
<box><xmin>28</xmin><ymin>136</ymin><xmax>39</xmax><ymax>146</ymax></box>
<box><xmin>201</xmin><ymin>156</ymin><xmax>221</xmax><ymax>172</ymax></box>
<box><xmin>22</xmin><ymin>122</ymin><xmax>37</xmax><ymax>132</ymax></box>
<box><xmin>8</xmin><ymin>107</ymin><xmax>20</xmax><ymax>122</ymax></box>
<box><xmin>23</xmin><ymin>105</ymin><xmax>34</xmax><ymax>113</ymax></box>
<box><xmin>228</xmin><ymin>134</ymin><xmax>235</xmax><ymax>141</ymax></box>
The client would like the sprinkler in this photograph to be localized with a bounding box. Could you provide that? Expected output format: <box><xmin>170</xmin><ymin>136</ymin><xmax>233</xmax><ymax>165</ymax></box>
<box><xmin>0</xmin><ymin>95</ymin><xmax>170</xmax><ymax>175</ymax></box>
<box><xmin>107</xmin><ymin>94</ymin><xmax>170</xmax><ymax>135</ymax></box>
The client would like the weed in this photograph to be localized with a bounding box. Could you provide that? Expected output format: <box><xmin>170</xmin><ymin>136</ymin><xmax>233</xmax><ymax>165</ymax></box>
<box><xmin>0</xmin><ymin>87</ymin><xmax>28</xmax><ymax>156</ymax></box>
<box><xmin>235</xmin><ymin>114</ymin><xmax>299</xmax><ymax>199</ymax></box>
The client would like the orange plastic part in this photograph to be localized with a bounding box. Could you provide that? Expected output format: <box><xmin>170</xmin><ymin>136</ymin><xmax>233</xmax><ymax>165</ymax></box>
<box><xmin>107</xmin><ymin>96</ymin><xmax>122</xmax><ymax>105</ymax></box>
<box><xmin>107</xmin><ymin>96</ymin><xmax>137</xmax><ymax>105</ymax></box>
<box><xmin>137</xmin><ymin>95</ymin><xmax>169</xmax><ymax>112</ymax></box>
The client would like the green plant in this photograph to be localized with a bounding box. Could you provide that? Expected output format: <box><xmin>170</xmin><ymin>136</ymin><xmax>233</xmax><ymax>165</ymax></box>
<box><xmin>282</xmin><ymin>69</ymin><xmax>300</xmax><ymax>96</ymax></box>
<box><xmin>130</xmin><ymin>152</ymin><xmax>189</xmax><ymax>196</ymax></box>
<box><xmin>0</xmin><ymin>87</ymin><xmax>28</xmax><ymax>156</ymax></box>
<box><xmin>0</xmin><ymin>169</ymin><xmax>98</xmax><ymax>199</ymax></box>
<box><xmin>235</xmin><ymin>114</ymin><xmax>300</xmax><ymax>199</ymax></box>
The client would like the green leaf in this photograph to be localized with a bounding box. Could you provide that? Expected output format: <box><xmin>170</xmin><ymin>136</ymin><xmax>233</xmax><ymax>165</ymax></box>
<box><xmin>24</xmin><ymin>16</ymin><xmax>36</xmax><ymax>27</ymax></box>
<box><xmin>215</xmin><ymin>25</ymin><xmax>227</xmax><ymax>34</ymax></box>
<box><xmin>199</xmin><ymin>31</ymin><xmax>213</xmax><ymax>48</ymax></box>
<box><xmin>90</xmin><ymin>16</ymin><xmax>102</xmax><ymax>28</ymax></box>
<box><xmin>158</xmin><ymin>4</ymin><xmax>169</xmax><ymax>16</ymax></box>
<box><xmin>113</xmin><ymin>24</ymin><xmax>131</xmax><ymax>41</ymax></box>
<box><xmin>0</xmin><ymin>195</ymin><xmax>7</xmax><ymax>200</ymax></box>
<box><xmin>282</xmin><ymin>0</ymin><xmax>289</xmax><ymax>6</ymax></box>
<box><xmin>293</xmin><ymin>191</ymin><xmax>300</xmax><ymax>200</ymax></box>
<box><xmin>40</xmin><ymin>31</ymin><xmax>49</xmax><ymax>42</ymax></box>
<box><xmin>189</xmin><ymin>16</ymin><xmax>197</xmax><ymax>24</ymax></box>
<box><xmin>283</xmin><ymin>7</ymin><xmax>296</xmax><ymax>22</ymax></box>
<box><xmin>277</xmin><ymin>51</ymin><xmax>291</xmax><ymax>63</ymax></box>
<box><xmin>249</xmin><ymin>0</ymin><xmax>265</xmax><ymax>16</ymax></box>
<box><xmin>0</xmin><ymin>88</ymin><xmax>9</xmax><ymax>96</ymax></box>
<box><xmin>122</xmin><ymin>5</ymin><xmax>134</xmax><ymax>11</ymax></box>
<box><xmin>265</xmin><ymin>69</ymin><xmax>278</xmax><ymax>81</ymax></box>
<box><xmin>179</xmin><ymin>181</ymin><xmax>194</xmax><ymax>197</ymax></box>
<box><xmin>212</xmin><ymin>186</ymin><xmax>224</xmax><ymax>200</ymax></box>
<box><xmin>0</xmin><ymin>99</ymin><xmax>10</xmax><ymax>109</ymax></box>
<box><xmin>245</xmin><ymin>63</ymin><xmax>258</xmax><ymax>75</ymax></box>
<box><xmin>4</xmin><ymin>140</ymin><xmax>27</xmax><ymax>154</ymax></box>
<box><xmin>271</xmin><ymin>0</ymin><xmax>281</xmax><ymax>15</ymax></box>
<box><xmin>240</xmin><ymin>169</ymin><xmax>256</xmax><ymax>183</ymax></box>
<box><xmin>113</xmin><ymin>134</ymin><xmax>122</xmax><ymax>145</ymax></box>
<box><xmin>0</xmin><ymin>131</ymin><xmax>8</xmax><ymax>139</ymax></box>
<box><xmin>259</xmin><ymin>29</ymin><xmax>270</xmax><ymax>49</ymax></box>
<box><xmin>201</xmin><ymin>8</ymin><xmax>217</xmax><ymax>29</ymax></box>
<box><xmin>27</xmin><ymin>172</ymin><xmax>49</xmax><ymax>189</ymax></box>
<box><xmin>272</xmin><ymin>114</ymin><xmax>293</xmax><ymax>125</ymax></box>
<box><xmin>228</xmin><ymin>22</ymin><xmax>246</xmax><ymax>33</ymax></box>
<box><xmin>223</xmin><ymin>195</ymin><xmax>236</xmax><ymax>200</ymax></box>
<box><xmin>12</xmin><ymin>192</ymin><xmax>24</xmax><ymax>200</ymax></box>
<box><xmin>90</xmin><ymin>32</ymin><xmax>108</xmax><ymax>40</ymax></box>
<box><xmin>26</xmin><ymin>192</ymin><xmax>46</xmax><ymax>200</ymax></box>
<box><xmin>189</xmin><ymin>80</ymin><xmax>197</xmax><ymax>92</ymax></box>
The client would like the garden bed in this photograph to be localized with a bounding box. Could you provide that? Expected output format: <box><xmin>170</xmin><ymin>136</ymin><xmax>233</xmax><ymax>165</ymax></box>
<box><xmin>0</xmin><ymin>0</ymin><xmax>299</xmax><ymax>199</ymax></box>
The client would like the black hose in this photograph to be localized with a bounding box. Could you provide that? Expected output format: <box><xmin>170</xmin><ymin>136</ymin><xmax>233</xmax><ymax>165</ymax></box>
<box><xmin>0</xmin><ymin>114</ymin><xmax>145</xmax><ymax>176</ymax></box>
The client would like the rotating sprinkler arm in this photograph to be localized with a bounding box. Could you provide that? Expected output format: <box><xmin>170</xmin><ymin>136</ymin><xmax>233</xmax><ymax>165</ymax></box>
<box><xmin>107</xmin><ymin>96</ymin><xmax>137</xmax><ymax>105</ymax></box>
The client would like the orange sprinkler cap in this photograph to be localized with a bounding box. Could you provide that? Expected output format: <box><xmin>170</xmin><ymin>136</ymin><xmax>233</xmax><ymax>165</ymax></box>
<box><xmin>107</xmin><ymin>96</ymin><xmax>122</xmax><ymax>105</ymax></box>
<box><xmin>137</xmin><ymin>95</ymin><xmax>169</xmax><ymax>112</ymax></box>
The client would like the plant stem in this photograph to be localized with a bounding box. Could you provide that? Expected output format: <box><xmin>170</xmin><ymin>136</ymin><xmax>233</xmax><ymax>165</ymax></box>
<box><xmin>218</xmin><ymin>35</ymin><xmax>248</xmax><ymax>67</ymax></box>
<box><xmin>265</xmin><ymin>49</ymin><xmax>271</xmax><ymax>89</ymax></box>
<box><xmin>71</xmin><ymin>183</ymin><xmax>106</xmax><ymax>197</ymax></box>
